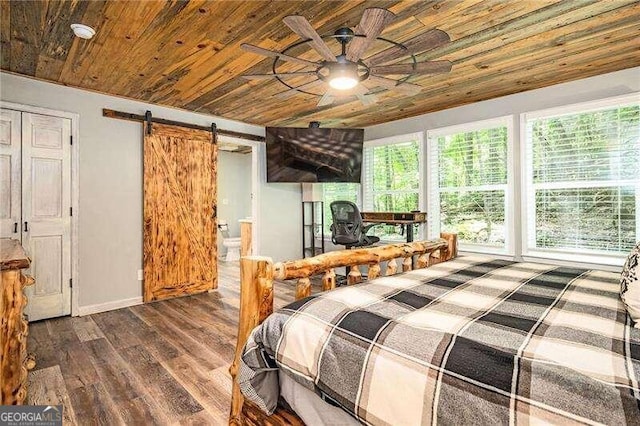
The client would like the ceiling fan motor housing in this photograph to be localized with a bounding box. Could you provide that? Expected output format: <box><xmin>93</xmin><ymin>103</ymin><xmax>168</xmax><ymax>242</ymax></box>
<box><xmin>334</xmin><ymin>27</ymin><xmax>355</xmax><ymax>46</ymax></box>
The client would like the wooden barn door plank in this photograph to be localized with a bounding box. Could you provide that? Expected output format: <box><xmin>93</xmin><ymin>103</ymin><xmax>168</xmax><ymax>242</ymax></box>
<box><xmin>143</xmin><ymin>123</ymin><xmax>217</xmax><ymax>302</ymax></box>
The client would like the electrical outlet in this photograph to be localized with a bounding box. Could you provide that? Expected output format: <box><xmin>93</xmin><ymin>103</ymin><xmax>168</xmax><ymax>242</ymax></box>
<box><xmin>222</xmin><ymin>198</ymin><xmax>229</xmax><ymax>205</ymax></box>
<box><xmin>137</xmin><ymin>269</ymin><xmax>144</xmax><ymax>281</ymax></box>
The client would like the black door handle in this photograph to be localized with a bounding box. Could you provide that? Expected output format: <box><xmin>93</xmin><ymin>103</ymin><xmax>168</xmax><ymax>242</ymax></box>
<box><xmin>23</xmin><ymin>222</ymin><xmax>28</xmax><ymax>232</ymax></box>
<box><xmin>13</xmin><ymin>222</ymin><xmax>18</xmax><ymax>233</ymax></box>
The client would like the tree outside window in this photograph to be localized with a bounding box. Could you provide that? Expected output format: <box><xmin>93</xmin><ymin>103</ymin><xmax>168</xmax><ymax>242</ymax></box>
<box><xmin>428</xmin><ymin>119</ymin><xmax>512</xmax><ymax>253</ymax></box>
<box><xmin>363</xmin><ymin>136</ymin><xmax>423</xmax><ymax>241</ymax></box>
<box><xmin>526</xmin><ymin>104</ymin><xmax>639</xmax><ymax>256</ymax></box>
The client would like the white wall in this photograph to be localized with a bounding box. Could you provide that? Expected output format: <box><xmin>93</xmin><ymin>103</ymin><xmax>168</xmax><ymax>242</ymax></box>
<box><xmin>250</xmin><ymin>141</ymin><xmax>302</xmax><ymax>262</ymax></box>
<box><xmin>364</xmin><ymin>66</ymin><xmax>640</xmax><ymax>269</ymax></box>
<box><xmin>0</xmin><ymin>72</ymin><xmax>301</xmax><ymax>313</ymax></box>
<box><xmin>218</xmin><ymin>151</ymin><xmax>252</xmax><ymax>254</ymax></box>
<box><xmin>259</xmin><ymin>183</ymin><xmax>302</xmax><ymax>259</ymax></box>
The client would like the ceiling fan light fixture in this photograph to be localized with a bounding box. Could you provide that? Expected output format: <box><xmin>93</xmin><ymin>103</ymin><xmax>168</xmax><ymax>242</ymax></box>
<box><xmin>329</xmin><ymin>75</ymin><xmax>358</xmax><ymax>90</ymax></box>
<box><xmin>327</xmin><ymin>63</ymin><xmax>360</xmax><ymax>90</ymax></box>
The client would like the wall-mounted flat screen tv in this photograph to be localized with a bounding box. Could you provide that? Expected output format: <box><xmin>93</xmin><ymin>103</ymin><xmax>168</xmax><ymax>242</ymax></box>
<box><xmin>265</xmin><ymin>127</ymin><xmax>364</xmax><ymax>183</ymax></box>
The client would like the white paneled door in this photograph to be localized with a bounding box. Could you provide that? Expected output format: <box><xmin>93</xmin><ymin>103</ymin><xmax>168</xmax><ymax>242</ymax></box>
<box><xmin>21</xmin><ymin>112</ymin><xmax>72</xmax><ymax>321</ymax></box>
<box><xmin>0</xmin><ymin>109</ymin><xmax>21</xmax><ymax>239</ymax></box>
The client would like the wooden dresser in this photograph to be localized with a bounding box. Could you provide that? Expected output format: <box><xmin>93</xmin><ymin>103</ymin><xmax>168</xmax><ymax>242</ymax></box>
<box><xmin>0</xmin><ymin>239</ymin><xmax>35</xmax><ymax>404</ymax></box>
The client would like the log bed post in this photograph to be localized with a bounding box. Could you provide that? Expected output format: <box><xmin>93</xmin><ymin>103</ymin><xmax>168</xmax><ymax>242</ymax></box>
<box><xmin>347</xmin><ymin>265</ymin><xmax>362</xmax><ymax>285</ymax></box>
<box><xmin>322</xmin><ymin>269</ymin><xmax>336</xmax><ymax>291</ymax></box>
<box><xmin>296</xmin><ymin>277</ymin><xmax>311</xmax><ymax>299</ymax></box>
<box><xmin>368</xmin><ymin>263</ymin><xmax>381</xmax><ymax>280</ymax></box>
<box><xmin>386</xmin><ymin>258</ymin><xmax>397</xmax><ymax>276</ymax></box>
<box><xmin>432</xmin><ymin>233</ymin><xmax>457</xmax><ymax>264</ymax></box>
<box><xmin>229</xmin><ymin>256</ymin><xmax>274</xmax><ymax>425</ymax></box>
<box><xmin>417</xmin><ymin>253</ymin><xmax>430</xmax><ymax>269</ymax></box>
<box><xmin>402</xmin><ymin>256</ymin><xmax>412</xmax><ymax>272</ymax></box>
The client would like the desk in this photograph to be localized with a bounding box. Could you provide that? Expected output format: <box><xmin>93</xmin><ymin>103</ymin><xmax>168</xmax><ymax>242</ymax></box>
<box><xmin>360</xmin><ymin>212</ymin><xmax>427</xmax><ymax>243</ymax></box>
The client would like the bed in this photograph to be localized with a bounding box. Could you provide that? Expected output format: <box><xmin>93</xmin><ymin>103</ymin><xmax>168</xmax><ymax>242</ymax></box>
<box><xmin>229</xmin><ymin>234</ymin><xmax>640</xmax><ymax>425</ymax></box>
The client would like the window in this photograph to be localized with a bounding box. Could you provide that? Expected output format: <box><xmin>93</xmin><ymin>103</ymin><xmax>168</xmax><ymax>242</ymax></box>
<box><xmin>523</xmin><ymin>96</ymin><xmax>640</xmax><ymax>264</ymax></box>
<box><xmin>322</xmin><ymin>183</ymin><xmax>360</xmax><ymax>235</ymax></box>
<box><xmin>362</xmin><ymin>133</ymin><xmax>424</xmax><ymax>241</ymax></box>
<box><xmin>427</xmin><ymin>118</ymin><xmax>513</xmax><ymax>253</ymax></box>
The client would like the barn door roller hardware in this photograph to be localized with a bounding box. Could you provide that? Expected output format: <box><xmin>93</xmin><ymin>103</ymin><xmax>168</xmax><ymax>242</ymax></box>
<box><xmin>145</xmin><ymin>110</ymin><xmax>153</xmax><ymax>135</ymax></box>
<box><xmin>102</xmin><ymin>108</ymin><xmax>264</xmax><ymax>142</ymax></box>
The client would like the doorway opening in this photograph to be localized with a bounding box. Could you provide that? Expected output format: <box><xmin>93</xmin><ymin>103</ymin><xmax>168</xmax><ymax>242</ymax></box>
<box><xmin>217</xmin><ymin>137</ymin><xmax>260</xmax><ymax>262</ymax></box>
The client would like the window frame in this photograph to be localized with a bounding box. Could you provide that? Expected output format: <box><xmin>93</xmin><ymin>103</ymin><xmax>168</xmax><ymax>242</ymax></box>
<box><xmin>362</xmin><ymin>132</ymin><xmax>426</xmax><ymax>242</ymax></box>
<box><xmin>520</xmin><ymin>93</ymin><xmax>640</xmax><ymax>266</ymax></box>
<box><xmin>426</xmin><ymin>116</ymin><xmax>515</xmax><ymax>256</ymax></box>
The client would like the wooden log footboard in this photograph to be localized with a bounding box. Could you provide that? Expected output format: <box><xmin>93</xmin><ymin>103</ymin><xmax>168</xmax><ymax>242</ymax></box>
<box><xmin>229</xmin><ymin>233</ymin><xmax>457</xmax><ymax>425</ymax></box>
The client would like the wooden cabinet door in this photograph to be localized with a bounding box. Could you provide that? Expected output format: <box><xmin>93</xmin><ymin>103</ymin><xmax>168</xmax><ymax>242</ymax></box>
<box><xmin>0</xmin><ymin>109</ymin><xmax>21</xmax><ymax>239</ymax></box>
<box><xmin>143</xmin><ymin>123</ymin><xmax>217</xmax><ymax>302</ymax></box>
<box><xmin>21</xmin><ymin>112</ymin><xmax>72</xmax><ymax>321</ymax></box>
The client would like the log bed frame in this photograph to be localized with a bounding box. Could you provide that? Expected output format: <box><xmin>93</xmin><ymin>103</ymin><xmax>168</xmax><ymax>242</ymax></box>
<box><xmin>229</xmin><ymin>233</ymin><xmax>458</xmax><ymax>425</ymax></box>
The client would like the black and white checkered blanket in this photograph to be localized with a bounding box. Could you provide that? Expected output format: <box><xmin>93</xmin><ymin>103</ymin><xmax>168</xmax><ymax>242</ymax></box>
<box><xmin>239</xmin><ymin>256</ymin><xmax>640</xmax><ymax>425</ymax></box>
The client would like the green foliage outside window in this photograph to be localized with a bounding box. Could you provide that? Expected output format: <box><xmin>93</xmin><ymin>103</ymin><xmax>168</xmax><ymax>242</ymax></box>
<box><xmin>366</xmin><ymin>141</ymin><xmax>421</xmax><ymax>241</ymax></box>
<box><xmin>436</xmin><ymin>127</ymin><xmax>508</xmax><ymax>246</ymax></box>
<box><xmin>530</xmin><ymin>106</ymin><xmax>639</xmax><ymax>254</ymax></box>
<box><xmin>440</xmin><ymin>190</ymin><xmax>506</xmax><ymax>245</ymax></box>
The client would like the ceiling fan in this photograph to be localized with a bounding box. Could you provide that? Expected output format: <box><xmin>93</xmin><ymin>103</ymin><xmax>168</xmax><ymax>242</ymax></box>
<box><xmin>240</xmin><ymin>8</ymin><xmax>452</xmax><ymax>107</ymax></box>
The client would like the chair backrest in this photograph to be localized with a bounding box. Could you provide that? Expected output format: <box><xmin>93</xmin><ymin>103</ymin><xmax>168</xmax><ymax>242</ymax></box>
<box><xmin>330</xmin><ymin>200</ymin><xmax>364</xmax><ymax>246</ymax></box>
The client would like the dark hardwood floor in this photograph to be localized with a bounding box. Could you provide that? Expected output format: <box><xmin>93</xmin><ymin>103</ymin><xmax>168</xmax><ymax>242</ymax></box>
<box><xmin>27</xmin><ymin>262</ymin><xmax>298</xmax><ymax>425</ymax></box>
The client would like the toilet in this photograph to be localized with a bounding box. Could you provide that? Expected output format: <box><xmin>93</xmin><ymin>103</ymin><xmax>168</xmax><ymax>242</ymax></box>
<box><xmin>219</xmin><ymin>220</ymin><xmax>241</xmax><ymax>262</ymax></box>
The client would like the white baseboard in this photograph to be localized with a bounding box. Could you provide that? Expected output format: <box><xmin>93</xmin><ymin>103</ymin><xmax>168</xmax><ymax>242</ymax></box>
<box><xmin>77</xmin><ymin>296</ymin><xmax>143</xmax><ymax>316</ymax></box>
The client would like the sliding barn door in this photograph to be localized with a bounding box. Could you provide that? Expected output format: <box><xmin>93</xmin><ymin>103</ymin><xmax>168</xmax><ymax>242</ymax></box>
<box><xmin>143</xmin><ymin>123</ymin><xmax>217</xmax><ymax>302</ymax></box>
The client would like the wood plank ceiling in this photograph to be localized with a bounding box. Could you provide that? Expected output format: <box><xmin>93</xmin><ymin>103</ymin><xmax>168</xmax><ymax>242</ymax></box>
<box><xmin>2</xmin><ymin>1</ymin><xmax>639</xmax><ymax>128</ymax></box>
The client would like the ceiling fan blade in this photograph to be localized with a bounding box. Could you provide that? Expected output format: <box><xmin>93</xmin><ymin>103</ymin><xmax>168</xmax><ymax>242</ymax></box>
<box><xmin>346</xmin><ymin>8</ymin><xmax>396</xmax><ymax>62</ymax></box>
<box><xmin>371</xmin><ymin>60</ymin><xmax>452</xmax><ymax>75</ymax></box>
<box><xmin>283</xmin><ymin>15</ymin><xmax>336</xmax><ymax>62</ymax></box>
<box><xmin>241</xmin><ymin>43</ymin><xmax>318</xmax><ymax>67</ymax></box>
<box><xmin>317</xmin><ymin>92</ymin><xmax>335</xmax><ymax>107</ymax></box>
<box><xmin>367</xmin><ymin>75</ymin><xmax>422</xmax><ymax>95</ymax></box>
<box><xmin>242</xmin><ymin>72</ymin><xmax>318</xmax><ymax>80</ymax></box>
<box><xmin>366</xmin><ymin>75</ymin><xmax>400</xmax><ymax>89</ymax></box>
<box><xmin>274</xmin><ymin>79</ymin><xmax>325</xmax><ymax>100</ymax></box>
<box><xmin>365</xmin><ymin>29</ymin><xmax>450</xmax><ymax>66</ymax></box>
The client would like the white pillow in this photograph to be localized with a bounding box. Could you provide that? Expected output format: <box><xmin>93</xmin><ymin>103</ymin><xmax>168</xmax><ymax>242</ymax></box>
<box><xmin>620</xmin><ymin>242</ymin><xmax>640</xmax><ymax>327</ymax></box>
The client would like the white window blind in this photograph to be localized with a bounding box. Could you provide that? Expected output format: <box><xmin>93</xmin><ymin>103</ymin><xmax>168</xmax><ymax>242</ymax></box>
<box><xmin>362</xmin><ymin>134</ymin><xmax>423</xmax><ymax>241</ymax></box>
<box><xmin>428</xmin><ymin>118</ymin><xmax>512</xmax><ymax>253</ymax></box>
<box><xmin>322</xmin><ymin>183</ymin><xmax>359</xmax><ymax>234</ymax></box>
<box><xmin>524</xmin><ymin>101</ymin><xmax>640</xmax><ymax>260</ymax></box>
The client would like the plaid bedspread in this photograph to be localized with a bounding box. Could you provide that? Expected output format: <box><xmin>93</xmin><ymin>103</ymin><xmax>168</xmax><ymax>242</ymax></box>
<box><xmin>239</xmin><ymin>256</ymin><xmax>640</xmax><ymax>425</ymax></box>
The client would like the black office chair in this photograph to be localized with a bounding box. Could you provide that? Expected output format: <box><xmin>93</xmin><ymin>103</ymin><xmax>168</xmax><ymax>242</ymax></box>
<box><xmin>330</xmin><ymin>201</ymin><xmax>380</xmax><ymax>249</ymax></box>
